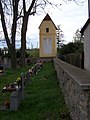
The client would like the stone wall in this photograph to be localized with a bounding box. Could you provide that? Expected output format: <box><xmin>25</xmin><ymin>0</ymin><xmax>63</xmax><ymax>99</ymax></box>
<box><xmin>53</xmin><ymin>58</ymin><xmax>90</xmax><ymax>120</ymax></box>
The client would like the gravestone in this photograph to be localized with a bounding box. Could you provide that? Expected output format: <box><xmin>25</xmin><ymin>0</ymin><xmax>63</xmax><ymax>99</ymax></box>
<box><xmin>4</xmin><ymin>58</ymin><xmax>11</xmax><ymax>68</ymax></box>
<box><xmin>18</xmin><ymin>87</ymin><xmax>22</xmax><ymax>105</ymax></box>
<box><xmin>25</xmin><ymin>72</ymin><xmax>31</xmax><ymax>84</ymax></box>
<box><xmin>0</xmin><ymin>57</ymin><xmax>5</xmax><ymax>75</ymax></box>
<box><xmin>21</xmin><ymin>73</ymin><xmax>25</xmax><ymax>100</ymax></box>
<box><xmin>0</xmin><ymin>64</ymin><xmax>4</xmax><ymax>74</ymax></box>
<box><xmin>10</xmin><ymin>91</ymin><xmax>19</xmax><ymax>111</ymax></box>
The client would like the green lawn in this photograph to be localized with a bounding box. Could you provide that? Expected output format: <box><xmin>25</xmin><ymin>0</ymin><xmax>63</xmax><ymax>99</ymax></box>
<box><xmin>0</xmin><ymin>62</ymin><xmax>71</xmax><ymax>120</ymax></box>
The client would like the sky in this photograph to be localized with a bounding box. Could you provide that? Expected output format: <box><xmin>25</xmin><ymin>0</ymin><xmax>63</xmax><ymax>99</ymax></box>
<box><xmin>0</xmin><ymin>0</ymin><xmax>88</xmax><ymax>49</ymax></box>
<box><xmin>26</xmin><ymin>0</ymin><xmax>88</xmax><ymax>48</ymax></box>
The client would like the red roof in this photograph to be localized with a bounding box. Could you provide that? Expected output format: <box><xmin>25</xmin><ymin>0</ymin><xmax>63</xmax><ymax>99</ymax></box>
<box><xmin>39</xmin><ymin>13</ymin><xmax>57</xmax><ymax>29</ymax></box>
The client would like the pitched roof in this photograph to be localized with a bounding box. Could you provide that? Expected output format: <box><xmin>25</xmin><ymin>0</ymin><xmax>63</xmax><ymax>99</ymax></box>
<box><xmin>39</xmin><ymin>13</ymin><xmax>57</xmax><ymax>29</ymax></box>
<box><xmin>81</xmin><ymin>18</ymin><xmax>90</xmax><ymax>35</ymax></box>
<box><xmin>43</xmin><ymin>13</ymin><xmax>53</xmax><ymax>21</ymax></box>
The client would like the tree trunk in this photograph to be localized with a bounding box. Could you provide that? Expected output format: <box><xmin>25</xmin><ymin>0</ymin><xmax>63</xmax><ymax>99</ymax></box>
<box><xmin>0</xmin><ymin>0</ymin><xmax>17</xmax><ymax>69</ymax></box>
<box><xmin>9</xmin><ymin>45</ymin><xmax>17</xmax><ymax>69</ymax></box>
<box><xmin>21</xmin><ymin>13</ymin><xmax>29</xmax><ymax>67</ymax></box>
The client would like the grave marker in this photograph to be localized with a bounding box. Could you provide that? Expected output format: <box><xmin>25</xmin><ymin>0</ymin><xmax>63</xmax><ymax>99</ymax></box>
<box><xmin>10</xmin><ymin>91</ymin><xmax>19</xmax><ymax>111</ymax></box>
<box><xmin>21</xmin><ymin>73</ymin><xmax>25</xmax><ymax>100</ymax></box>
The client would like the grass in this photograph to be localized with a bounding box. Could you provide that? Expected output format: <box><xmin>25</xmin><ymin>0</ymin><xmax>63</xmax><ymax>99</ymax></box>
<box><xmin>27</xmin><ymin>49</ymin><xmax>39</xmax><ymax>58</ymax></box>
<box><xmin>0</xmin><ymin>62</ymin><xmax>71</xmax><ymax>120</ymax></box>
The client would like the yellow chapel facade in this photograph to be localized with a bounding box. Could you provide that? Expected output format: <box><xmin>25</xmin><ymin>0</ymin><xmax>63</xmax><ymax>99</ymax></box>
<box><xmin>39</xmin><ymin>14</ymin><xmax>57</xmax><ymax>58</ymax></box>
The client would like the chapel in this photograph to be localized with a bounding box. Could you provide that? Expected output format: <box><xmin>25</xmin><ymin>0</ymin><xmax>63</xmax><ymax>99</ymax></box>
<box><xmin>39</xmin><ymin>13</ymin><xmax>57</xmax><ymax>58</ymax></box>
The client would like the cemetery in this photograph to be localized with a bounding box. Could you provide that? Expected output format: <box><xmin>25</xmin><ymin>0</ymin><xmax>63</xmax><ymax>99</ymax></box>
<box><xmin>0</xmin><ymin>1</ymin><xmax>90</xmax><ymax>120</ymax></box>
<box><xmin>0</xmin><ymin>62</ymin><xmax>71</xmax><ymax>120</ymax></box>
<box><xmin>0</xmin><ymin>61</ymin><xmax>42</xmax><ymax>111</ymax></box>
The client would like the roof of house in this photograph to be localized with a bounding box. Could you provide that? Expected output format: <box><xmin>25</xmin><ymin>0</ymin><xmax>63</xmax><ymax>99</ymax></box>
<box><xmin>39</xmin><ymin>13</ymin><xmax>57</xmax><ymax>29</ymax></box>
<box><xmin>81</xmin><ymin>18</ymin><xmax>90</xmax><ymax>35</ymax></box>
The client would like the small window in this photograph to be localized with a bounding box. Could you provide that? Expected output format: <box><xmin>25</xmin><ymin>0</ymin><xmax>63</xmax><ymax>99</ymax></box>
<box><xmin>46</xmin><ymin>28</ymin><xmax>49</xmax><ymax>33</ymax></box>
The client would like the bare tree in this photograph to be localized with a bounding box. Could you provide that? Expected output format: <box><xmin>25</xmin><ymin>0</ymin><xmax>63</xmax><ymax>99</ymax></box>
<box><xmin>0</xmin><ymin>0</ymin><xmax>19</xmax><ymax>69</ymax></box>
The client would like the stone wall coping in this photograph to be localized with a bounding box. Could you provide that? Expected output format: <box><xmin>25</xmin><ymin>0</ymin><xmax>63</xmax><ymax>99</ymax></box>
<box><xmin>54</xmin><ymin>58</ymin><xmax>90</xmax><ymax>90</ymax></box>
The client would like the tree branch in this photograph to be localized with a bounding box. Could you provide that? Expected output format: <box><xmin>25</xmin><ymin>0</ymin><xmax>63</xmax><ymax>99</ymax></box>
<box><xmin>11</xmin><ymin>0</ymin><xmax>20</xmax><ymax>47</ymax></box>
<box><xmin>27</xmin><ymin>0</ymin><xmax>36</xmax><ymax>15</ymax></box>
<box><xmin>23</xmin><ymin>0</ymin><xmax>26</xmax><ymax>15</ymax></box>
<box><xmin>17</xmin><ymin>15</ymin><xmax>24</xmax><ymax>20</ymax></box>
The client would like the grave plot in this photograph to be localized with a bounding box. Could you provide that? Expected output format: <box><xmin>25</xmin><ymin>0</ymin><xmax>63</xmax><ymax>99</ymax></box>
<box><xmin>0</xmin><ymin>72</ymin><xmax>29</xmax><ymax>111</ymax></box>
<box><xmin>0</xmin><ymin>61</ymin><xmax>43</xmax><ymax>111</ymax></box>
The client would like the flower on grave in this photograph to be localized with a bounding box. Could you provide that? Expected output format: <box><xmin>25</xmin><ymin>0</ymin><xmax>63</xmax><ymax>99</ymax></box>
<box><xmin>16</xmin><ymin>77</ymin><xmax>21</xmax><ymax>82</ymax></box>
<box><xmin>28</xmin><ymin>69</ymin><xmax>32</xmax><ymax>73</ymax></box>
<box><xmin>4</xmin><ymin>99</ymin><xmax>10</xmax><ymax>109</ymax></box>
<box><xmin>28</xmin><ymin>69</ymin><xmax>33</xmax><ymax>76</ymax></box>
<box><xmin>16</xmin><ymin>77</ymin><xmax>21</xmax><ymax>86</ymax></box>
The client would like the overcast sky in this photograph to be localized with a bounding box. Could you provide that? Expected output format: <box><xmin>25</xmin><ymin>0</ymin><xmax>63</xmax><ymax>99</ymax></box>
<box><xmin>26</xmin><ymin>0</ymin><xmax>88</xmax><ymax>48</ymax></box>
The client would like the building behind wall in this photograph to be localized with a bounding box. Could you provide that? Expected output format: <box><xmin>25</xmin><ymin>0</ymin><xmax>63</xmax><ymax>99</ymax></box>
<box><xmin>80</xmin><ymin>0</ymin><xmax>90</xmax><ymax>71</ymax></box>
<box><xmin>81</xmin><ymin>18</ymin><xmax>90</xmax><ymax>71</ymax></box>
<box><xmin>39</xmin><ymin>13</ymin><xmax>57</xmax><ymax>59</ymax></box>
